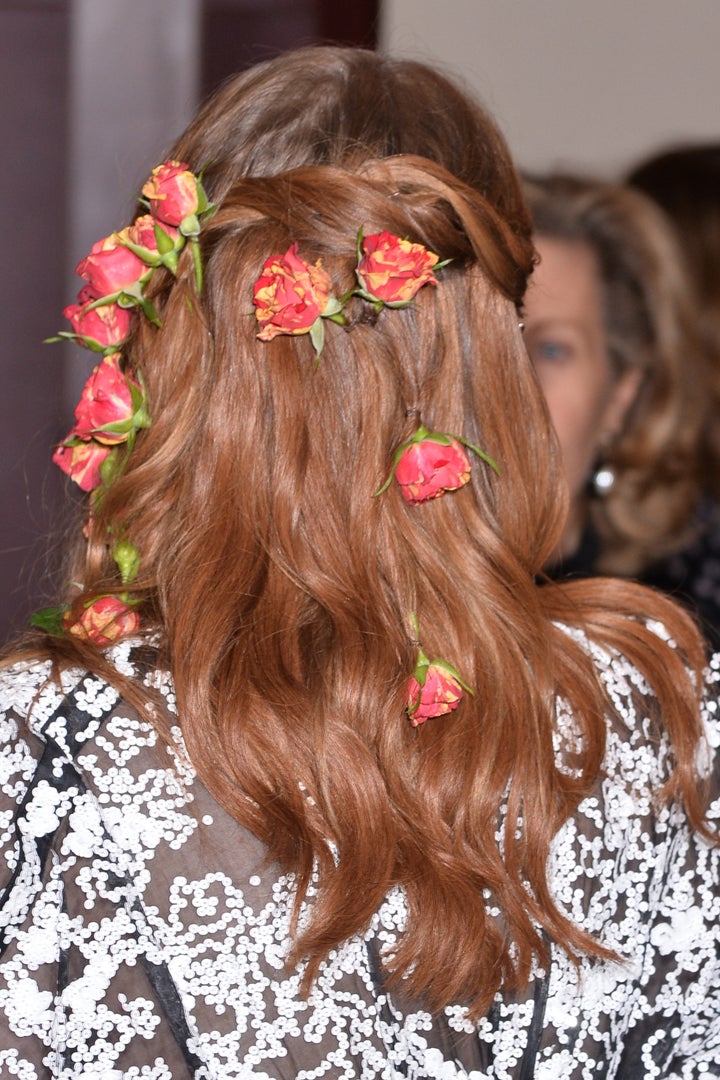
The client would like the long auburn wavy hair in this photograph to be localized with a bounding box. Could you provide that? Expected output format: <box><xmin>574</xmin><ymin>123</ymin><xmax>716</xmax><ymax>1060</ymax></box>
<box><xmin>6</xmin><ymin>49</ymin><xmax>711</xmax><ymax>1017</ymax></box>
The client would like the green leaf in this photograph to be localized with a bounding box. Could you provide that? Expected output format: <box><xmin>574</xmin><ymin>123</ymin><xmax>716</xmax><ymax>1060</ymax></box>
<box><xmin>433</xmin><ymin>657</ymin><xmax>475</xmax><ymax>696</ymax></box>
<box><xmin>356</xmin><ymin>226</ymin><xmax>365</xmax><ymax>263</ymax></box>
<box><xmin>309</xmin><ymin>317</ymin><xmax>325</xmax><ymax>360</ymax></box>
<box><xmin>154</xmin><ymin>222</ymin><xmax>177</xmax><ymax>255</ymax></box>
<box><xmin>179</xmin><ymin>212</ymin><xmax>200</xmax><ymax>238</ymax></box>
<box><xmin>191</xmin><ymin>238</ymin><xmax>203</xmax><ymax>293</ymax></box>
<box><xmin>455</xmin><ymin>435</ymin><xmax>500</xmax><ymax>476</ymax></box>
<box><xmin>98</xmin><ymin>447</ymin><xmax>122</xmax><ymax>487</ymax></box>
<box><xmin>116</xmin><ymin>235</ymin><xmax>162</xmax><ymax>267</ymax></box>
<box><xmin>136</xmin><ymin>293</ymin><xmax>162</xmax><ymax>328</ymax></box>
<box><xmin>322</xmin><ymin>295</ymin><xmax>345</xmax><ymax>319</ymax></box>
<box><xmin>46</xmin><ymin>330</ymin><xmax>107</xmax><ymax>353</ymax></box>
<box><xmin>160</xmin><ymin>249</ymin><xmax>179</xmax><ymax>275</ymax></box>
<box><xmin>84</xmin><ymin>290</ymin><xmax>122</xmax><ymax>311</ymax></box>
<box><xmin>29</xmin><ymin>605</ymin><xmax>68</xmax><ymax>635</ymax></box>
<box><xmin>133</xmin><ymin>402</ymin><xmax>152</xmax><ymax>431</ymax></box>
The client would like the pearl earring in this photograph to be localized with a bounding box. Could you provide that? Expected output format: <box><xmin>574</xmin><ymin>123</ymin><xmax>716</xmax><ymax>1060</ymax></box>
<box><xmin>592</xmin><ymin>463</ymin><xmax>616</xmax><ymax>496</ymax></box>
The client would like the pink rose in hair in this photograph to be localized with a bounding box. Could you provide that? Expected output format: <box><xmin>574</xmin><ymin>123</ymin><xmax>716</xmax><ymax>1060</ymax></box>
<box><xmin>395</xmin><ymin>436</ymin><xmax>471</xmax><ymax>504</ymax></box>
<box><xmin>76</xmin><ymin>232</ymin><xmax>149</xmax><ymax>298</ymax></box>
<box><xmin>123</xmin><ymin>213</ymin><xmax>180</xmax><ymax>256</ymax></box>
<box><xmin>52</xmin><ymin>438</ymin><xmax>112</xmax><ymax>492</ymax></box>
<box><xmin>142</xmin><ymin>160</ymin><xmax>200</xmax><ymax>228</ymax></box>
<box><xmin>65</xmin><ymin>595</ymin><xmax>140</xmax><ymax>648</ymax></box>
<box><xmin>407</xmin><ymin>659</ymin><xmax>465</xmax><ymax>726</ymax></box>
<box><xmin>63</xmin><ymin>286</ymin><xmax>132</xmax><ymax>351</ymax></box>
<box><xmin>356</xmin><ymin>231</ymin><xmax>439</xmax><ymax>307</ymax></box>
<box><xmin>253</xmin><ymin>243</ymin><xmax>334</xmax><ymax>342</ymax></box>
<box><xmin>73</xmin><ymin>354</ymin><xmax>142</xmax><ymax>445</ymax></box>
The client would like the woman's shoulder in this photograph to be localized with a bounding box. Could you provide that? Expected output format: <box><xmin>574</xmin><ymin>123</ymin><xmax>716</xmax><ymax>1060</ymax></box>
<box><xmin>1</xmin><ymin>636</ymin><xmax>172</xmax><ymax>724</ymax></box>
<box><xmin>0</xmin><ymin>639</ymin><xmax>178</xmax><ymax>801</ymax></box>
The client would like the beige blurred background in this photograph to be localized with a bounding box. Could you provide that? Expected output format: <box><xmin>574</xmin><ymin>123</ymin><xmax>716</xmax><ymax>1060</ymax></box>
<box><xmin>381</xmin><ymin>0</ymin><xmax>720</xmax><ymax>175</ymax></box>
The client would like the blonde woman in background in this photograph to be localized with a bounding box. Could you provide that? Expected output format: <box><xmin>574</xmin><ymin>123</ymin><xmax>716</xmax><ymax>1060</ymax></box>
<box><xmin>523</xmin><ymin>174</ymin><xmax>720</xmax><ymax>646</ymax></box>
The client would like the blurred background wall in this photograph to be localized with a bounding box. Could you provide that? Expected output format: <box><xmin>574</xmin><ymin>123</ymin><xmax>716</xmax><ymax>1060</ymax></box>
<box><xmin>1</xmin><ymin>0</ymin><xmax>717</xmax><ymax>643</ymax></box>
<box><xmin>380</xmin><ymin>0</ymin><xmax>720</xmax><ymax>176</ymax></box>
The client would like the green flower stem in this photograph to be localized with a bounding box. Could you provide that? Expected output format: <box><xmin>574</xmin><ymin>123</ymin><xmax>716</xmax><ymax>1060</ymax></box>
<box><xmin>191</xmin><ymin>238</ymin><xmax>203</xmax><ymax>293</ymax></box>
<box><xmin>455</xmin><ymin>435</ymin><xmax>500</xmax><ymax>476</ymax></box>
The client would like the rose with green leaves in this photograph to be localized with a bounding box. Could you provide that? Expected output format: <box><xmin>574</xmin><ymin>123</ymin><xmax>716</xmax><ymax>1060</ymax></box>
<box><xmin>253</xmin><ymin>243</ymin><xmax>345</xmax><ymax>359</ymax></box>
<box><xmin>376</xmin><ymin>426</ymin><xmax>498</xmax><ymax>504</ymax></box>
<box><xmin>355</xmin><ymin>230</ymin><xmax>443</xmax><ymax>308</ymax></box>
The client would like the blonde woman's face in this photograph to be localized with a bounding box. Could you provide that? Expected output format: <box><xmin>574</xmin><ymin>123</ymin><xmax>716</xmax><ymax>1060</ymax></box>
<box><xmin>523</xmin><ymin>236</ymin><xmax>641</xmax><ymax>560</ymax></box>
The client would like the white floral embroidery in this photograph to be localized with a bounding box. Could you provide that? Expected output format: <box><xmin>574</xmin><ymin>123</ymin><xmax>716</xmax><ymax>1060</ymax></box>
<box><xmin>0</xmin><ymin>636</ymin><xmax>717</xmax><ymax>1077</ymax></box>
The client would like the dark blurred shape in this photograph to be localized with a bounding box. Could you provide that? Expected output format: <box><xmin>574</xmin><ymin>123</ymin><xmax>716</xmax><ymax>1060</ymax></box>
<box><xmin>624</xmin><ymin>144</ymin><xmax>720</xmax><ymax>648</ymax></box>
<box><xmin>627</xmin><ymin>144</ymin><xmax>720</xmax><ymax>498</ymax></box>
<box><xmin>0</xmin><ymin>0</ymin><xmax>69</xmax><ymax>645</ymax></box>
<box><xmin>201</xmin><ymin>0</ymin><xmax>379</xmax><ymax>99</ymax></box>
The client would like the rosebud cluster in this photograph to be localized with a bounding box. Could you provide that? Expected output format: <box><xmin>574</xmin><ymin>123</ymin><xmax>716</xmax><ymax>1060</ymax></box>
<box><xmin>45</xmin><ymin>202</ymin><xmax>485</xmax><ymax>722</ymax></box>
<box><xmin>39</xmin><ymin>161</ymin><xmax>213</xmax><ymax>646</ymax></box>
<box><xmin>252</xmin><ymin>229</ymin><xmax>444</xmax><ymax>360</ymax></box>
<box><xmin>51</xmin><ymin>160</ymin><xmax>212</xmax><ymax>356</ymax></box>
<box><xmin>252</xmin><ymin>230</ymin><xmax>487</xmax><ymax>726</ymax></box>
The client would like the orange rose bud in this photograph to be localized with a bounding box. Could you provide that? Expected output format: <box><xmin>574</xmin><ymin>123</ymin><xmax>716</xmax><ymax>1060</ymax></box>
<box><xmin>76</xmin><ymin>232</ymin><xmax>149</xmax><ymax>298</ymax></box>
<box><xmin>406</xmin><ymin>660</ymin><xmax>465</xmax><ymax>726</ymax></box>
<box><xmin>63</xmin><ymin>286</ymin><xmax>132</xmax><ymax>351</ymax></box>
<box><xmin>395</xmin><ymin>436</ymin><xmax>471</xmax><ymax>504</ymax></box>
<box><xmin>65</xmin><ymin>596</ymin><xmax>140</xmax><ymax>648</ymax></box>
<box><xmin>253</xmin><ymin>243</ymin><xmax>334</xmax><ymax>343</ymax></box>
<box><xmin>142</xmin><ymin>160</ymin><xmax>199</xmax><ymax>228</ymax></box>
<box><xmin>356</xmin><ymin>231</ymin><xmax>439</xmax><ymax>307</ymax></box>
<box><xmin>52</xmin><ymin>439</ymin><xmax>113</xmax><ymax>493</ymax></box>
<box><xmin>121</xmin><ymin>213</ymin><xmax>180</xmax><ymax>256</ymax></box>
<box><xmin>72</xmin><ymin>354</ymin><xmax>146</xmax><ymax>445</ymax></box>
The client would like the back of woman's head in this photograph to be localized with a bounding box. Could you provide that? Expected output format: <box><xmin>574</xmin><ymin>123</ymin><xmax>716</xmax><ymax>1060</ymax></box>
<box><xmin>170</xmin><ymin>45</ymin><xmax>529</xmax><ymax>244</ymax></box>
<box><xmin>65</xmin><ymin>156</ymin><xmax>586</xmax><ymax>1015</ymax></box>
<box><xmin>90</xmin><ymin>157</ymin><xmax>553</xmax><ymax>690</ymax></box>
<box><xmin>525</xmin><ymin>173</ymin><xmax>705</xmax><ymax>573</ymax></box>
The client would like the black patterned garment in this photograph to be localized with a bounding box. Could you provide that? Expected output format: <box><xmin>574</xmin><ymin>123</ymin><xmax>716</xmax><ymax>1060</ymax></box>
<box><xmin>0</xmin><ymin>634</ymin><xmax>719</xmax><ymax>1078</ymax></box>
<box><xmin>553</xmin><ymin>500</ymin><xmax>720</xmax><ymax>653</ymax></box>
<box><xmin>643</xmin><ymin>500</ymin><xmax>720</xmax><ymax>653</ymax></box>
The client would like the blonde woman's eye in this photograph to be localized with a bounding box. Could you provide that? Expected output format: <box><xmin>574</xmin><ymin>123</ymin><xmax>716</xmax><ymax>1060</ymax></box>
<box><xmin>533</xmin><ymin>340</ymin><xmax>571</xmax><ymax>363</ymax></box>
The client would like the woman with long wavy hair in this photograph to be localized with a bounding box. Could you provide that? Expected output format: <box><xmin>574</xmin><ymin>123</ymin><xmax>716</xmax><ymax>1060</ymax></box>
<box><xmin>0</xmin><ymin>47</ymin><xmax>718</xmax><ymax>1077</ymax></box>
